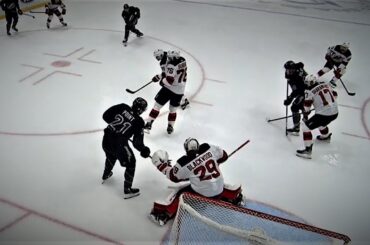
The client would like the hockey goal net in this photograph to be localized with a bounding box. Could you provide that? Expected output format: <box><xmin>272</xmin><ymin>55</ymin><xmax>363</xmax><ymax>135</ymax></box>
<box><xmin>165</xmin><ymin>193</ymin><xmax>351</xmax><ymax>245</ymax></box>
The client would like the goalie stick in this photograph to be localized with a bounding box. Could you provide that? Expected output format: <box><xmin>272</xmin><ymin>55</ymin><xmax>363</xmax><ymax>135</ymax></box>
<box><xmin>125</xmin><ymin>81</ymin><xmax>153</xmax><ymax>94</ymax></box>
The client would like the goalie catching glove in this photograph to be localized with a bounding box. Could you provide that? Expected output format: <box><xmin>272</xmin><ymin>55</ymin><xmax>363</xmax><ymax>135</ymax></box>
<box><xmin>152</xmin><ymin>150</ymin><xmax>172</xmax><ymax>174</ymax></box>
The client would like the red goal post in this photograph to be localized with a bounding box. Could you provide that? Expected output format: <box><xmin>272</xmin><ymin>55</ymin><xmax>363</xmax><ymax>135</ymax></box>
<box><xmin>165</xmin><ymin>193</ymin><xmax>351</xmax><ymax>245</ymax></box>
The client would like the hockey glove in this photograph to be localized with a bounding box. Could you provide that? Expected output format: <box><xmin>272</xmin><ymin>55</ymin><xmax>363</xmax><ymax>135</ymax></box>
<box><xmin>152</xmin><ymin>74</ymin><xmax>162</xmax><ymax>83</ymax></box>
<box><xmin>62</xmin><ymin>8</ymin><xmax>66</xmax><ymax>15</ymax></box>
<box><xmin>334</xmin><ymin>69</ymin><xmax>342</xmax><ymax>79</ymax></box>
<box><xmin>284</xmin><ymin>96</ymin><xmax>293</xmax><ymax>106</ymax></box>
<box><xmin>140</xmin><ymin>146</ymin><xmax>151</xmax><ymax>158</ymax></box>
<box><xmin>18</xmin><ymin>9</ymin><xmax>23</xmax><ymax>15</ymax></box>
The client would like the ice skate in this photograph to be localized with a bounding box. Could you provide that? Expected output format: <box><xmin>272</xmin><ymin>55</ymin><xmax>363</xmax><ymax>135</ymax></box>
<box><xmin>144</xmin><ymin>121</ymin><xmax>152</xmax><ymax>134</ymax></box>
<box><xmin>286</xmin><ymin>125</ymin><xmax>300</xmax><ymax>136</ymax></box>
<box><xmin>124</xmin><ymin>187</ymin><xmax>140</xmax><ymax>199</ymax></box>
<box><xmin>12</xmin><ymin>26</ymin><xmax>18</xmax><ymax>32</ymax></box>
<box><xmin>167</xmin><ymin>124</ymin><xmax>174</xmax><ymax>135</ymax></box>
<box><xmin>46</xmin><ymin>22</ymin><xmax>50</xmax><ymax>29</ymax></box>
<box><xmin>122</xmin><ymin>39</ymin><xmax>127</xmax><ymax>46</ymax></box>
<box><xmin>180</xmin><ymin>98</ymin><xmax>190</xmax><ymax>110</ymax></box>
<box><xmin>317</xmin><ymin>133</ymin><xmax>332</xmax><ymax>142</ymax></box>
<box><xmin>61</xmin><ymin>21</ymin><xmax>67</xmax><ymax>27</ymax></box>
<box><xmin>101</xmin><ymin>171</ymin><xmax>113</xmax><ymax>184</ymax></box>
<box><xmin>296</xmin><ymin>145</ymin><xmax>313</xmax><ymax>159</ymax></box>
<box><xmin>136</xmin><ymin>31</ymin><xmax>143</xmax><ymax>37</ymax></box>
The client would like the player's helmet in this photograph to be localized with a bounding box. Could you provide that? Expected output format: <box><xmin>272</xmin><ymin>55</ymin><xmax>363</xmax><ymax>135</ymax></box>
<box><xmin>132</xmin><ymin>97</ymin><xmax>147</xmax><ymax>115</ymax></box>
<box><xmin>304</xmin><ymin>74</ymin><xmax>317</xmax><ymax>87</ymax></box>
<box><xmin>151</xmin><ymin>150</ymin><xmax>169</xmax><ymax>166</ymax></box>
<box><xmin>167</xmin><ymin>50</ymin><xmax>180</xmax><ymax>60</ymax></box>
<box><xmin>284</xmin><ymin>60</ymin><xmax>295</xmax><ymax>69</ymax></box>
<box><xmin>184</xmin><ymin>137</ymin><xmax>200</xmax><ymax>155</ymax></box>
<box><xmin>340</xmin><ymin>42</ymin><xmax>350</xmax><ymax>52</ymax></box>
<box><xmin>153</xmin><ymin>49</ymin><xmax>164</xmax><ymax>61</ymax></box>
<box><xmin>123</xmin><ymin>3</ymin><xmax>129</xmax><ymax>9</ymax></box>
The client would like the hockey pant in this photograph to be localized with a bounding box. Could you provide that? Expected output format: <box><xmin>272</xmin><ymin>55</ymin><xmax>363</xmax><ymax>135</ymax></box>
<box><xmin>150</xmin><ymin>183</ymin><xmax>243</xmax><ymax>220</ymax></box>
<box><xmin>5</xmin><ymin>11</ymin><xmax>18</xmax><ymax>33</ymax></box>
<box><xmin>302</xmin><ymin>113</ymin><xmax>338</xmax><ymax>147</ymax></box>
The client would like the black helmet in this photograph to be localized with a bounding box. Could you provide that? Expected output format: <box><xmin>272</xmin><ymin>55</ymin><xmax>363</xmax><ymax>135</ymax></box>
<box><xmin>132</xmin><ymin>97</ymin><xmax>147</xmax><ymax>115</ymax></box>
<box><xmin>284</xmin><ymin>60</ymin><xmax>295</xmax><ymax>69</ymax></box>
<box><xmin>123</xmin><ymin>3</ymin><xmax>129</xmax><ymax>9</ymax></box>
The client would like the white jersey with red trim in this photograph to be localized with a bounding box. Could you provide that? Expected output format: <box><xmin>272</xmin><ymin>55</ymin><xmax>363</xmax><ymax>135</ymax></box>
<box><xmin>304</xmin><ymin>82</ymin><xmax>338</xmax><ymax>116</ymax></box>
<box><xmin>172</xmin><ymin>143</ymin><xmax>225</xmax><ymax>197</ymax></box>
<box><xmin>162</xmin><ymin>57</ymin><xmax>187</xmax><ymax>95</ymax></box>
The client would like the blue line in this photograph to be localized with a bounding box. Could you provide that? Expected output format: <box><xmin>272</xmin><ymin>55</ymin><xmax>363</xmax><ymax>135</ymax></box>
<box><xmin>173</xmin><ymin>0</ymin><xmax>370</xmax><ymax>27</ymax></box>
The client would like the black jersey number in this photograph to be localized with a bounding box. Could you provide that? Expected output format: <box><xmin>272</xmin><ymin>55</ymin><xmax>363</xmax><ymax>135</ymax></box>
<box><xmin>110</xmin><ymin>114</ymin><xmax>132</xmax><ymax>134</ymax></box>
<box><xmin>193</xmin><ymin>159</ymin><xmax>220</xmax><ymax>181</ymax></box>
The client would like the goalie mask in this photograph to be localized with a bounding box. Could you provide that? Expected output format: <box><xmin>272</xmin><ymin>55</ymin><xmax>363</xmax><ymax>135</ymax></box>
<box><xmin>152</xmin><ymin>150</ymin><xmax>169</xmax><ymax>166</ymax></box>
<box><xmin>304</xmin><ymin>74</ymin><xmax>317</xmax><ymax>87</ymax></box>
<box><xmin>132</xmin><ymin>97</ymin><xmax>147</xmax><ymax>115</ymax></box>
<box><xmin>184</xmin><ymin>138</ymin><xmax>199</xmax><ymax>155</ymax></box>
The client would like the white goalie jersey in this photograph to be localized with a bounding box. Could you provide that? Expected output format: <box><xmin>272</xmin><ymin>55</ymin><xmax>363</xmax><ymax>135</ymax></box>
<box><xmin>152</xmin><ymin>143</ymin><xmax>228</xmax><ymax>197</ymax></box>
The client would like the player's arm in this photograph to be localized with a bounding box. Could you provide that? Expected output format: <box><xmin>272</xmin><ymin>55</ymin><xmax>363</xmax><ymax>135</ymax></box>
<box><xmin>217</xmin><ymin>150</ymin><xmax>228</xmax><ymax>164</ymax></box>
<box><xmin>303</xmin><ymin>90</ymin><xmax>313</xmax><ymax>118</ymax></box>
<box><xmin>132</xmin><ymin>121</ymin><xmax>150</xmax><ymax>158</ymax></box>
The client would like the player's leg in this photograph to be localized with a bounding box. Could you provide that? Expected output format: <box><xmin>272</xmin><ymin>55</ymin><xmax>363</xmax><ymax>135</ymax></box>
<box><xmin>122</xmin><ymin>24</ymin><xmax>131</xmax><ymax>43</ymax></box>
<box><xmin>296</xmin><ymin>115</ymin><xmax>320</xmax><ymax>159</ymax></box>
<box><xmin>167</xmin><ymin>93</ymin><xmax>182</xmax><ymax>134</ymax></box>
<box><xmin>316</xmin><ymin>114</ymin><xmax>338</xmax><ymax>141</ymax></box>
<box><xmin>287</xmin><ymin>96</ymin><xmax>304</xmax><ymax>135</ymax></box>
<box><xmin>119</xmin><ymin>144</ymin><xmax>139</xmax><ymax>199</ymax></box>
<box><xmin>101</xmin><ymin>131</ymin><xmax>118</xmax><ymax>181</ymax></box>
<box><xmin>11</xmin><ymin>13</ymin><xmax>18</xmax><ymax>32</ymax></box>
<box><xmin>46</xmin><ymin>12</ymin><xmax>54</xmax><ymax>28</ymax></box>
<box><xmin>144</xmin><ymin>88</ymin><xmax>169</xmax><ymax>132</ymax></box>
<box><xmin>5</xmin><ymin>13</ymin><xmax>12</xmax><ymax>35</ymax></box>
<box><xmin>55</xmin><ymin>9</ymin><xmax>67</xmax><ymax>26</ymax></box>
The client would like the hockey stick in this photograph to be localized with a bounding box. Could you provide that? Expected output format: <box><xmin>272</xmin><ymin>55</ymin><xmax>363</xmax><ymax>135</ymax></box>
<box><xmin>29</xmin><ymin>11</ymin><xmax>45</xmax><ymax>14</ymax></box>
<box><xmin>338</xmin><ymin>78</ymin><xmax>356</xmax><ymax>96</ymax></box>
<box><xmin>285</xmin><ymin>81</ymin><xmax>289</xmax><ymax>136</ymax></box>
<box><xmin>266</xmin><ymin>109</ymin><xmax>314</xmax><ymax>123</ymax></box>
<box><xmin>23</xmin><ymin>13</ymin><xmax>35</xmax><ymax>19</ymax></box>
<box><xmin>333</xmin><ymin>69</ymin><xmax>355</xmax><ymax>96</ymax></box>
<box><xmin>228</xmin><ymin>139</ymin><xmax>250</xmax><ymax>158</ymax></box>
<box><xmin>125</xmin><ymin>81</ymin><xmax>153</xmax><ymax>94</ymax></box>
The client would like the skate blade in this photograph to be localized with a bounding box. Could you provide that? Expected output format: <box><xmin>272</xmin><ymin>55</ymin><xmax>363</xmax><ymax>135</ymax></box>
<box><xmin>124</xmin><ymin>192</ymin><xmax>140</xmax><ymax>199</ymax></box>
<box><xmin>296</xmin><ymin>153</ymin><xmax>312</xmax><ymax>159</ymax></box>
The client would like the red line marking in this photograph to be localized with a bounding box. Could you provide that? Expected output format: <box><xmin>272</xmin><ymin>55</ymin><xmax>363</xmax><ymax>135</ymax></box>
<box><xmin>33</xmin><ymin>71</ymin><xmax>82</xmax><ymax>85</ymax></box>
<box><xmin>0</xmin><ymin>129</ymin><xmax>103</xmax><ymax>137</ymax></box>
<box><xmin>206</xmin><ymin>78</ymin><xmax>227</xmax><ymax>83</ymax></box>
<box><xmin>0</xmin><ymin>212</ymin><xmax>31</xmax><ymax>233</ymax></box>
<box><xmin>44</xmin><ymin>47</ymin><xmax>84</xmax><ymax>58</ymax></box>
<box><xmin>361</xmin><ymin>97</ymin><xmax>370</xmax><ymax>138</ymax></box>
<box><xmin>19</xmin><ymin>64</ymin><xmax>44</xmax><ymax>82</ymax></box>
<box><xmin>77</xmin><ymin>49</ymin><xmax>102</xmax><ymax>64</ymax></box>
<box><xmin>342</xmin><ymin>132</ymin><xmax>370</xmax><ymax>140</ymax></box>
<box><xmin>338</xmin><ymin>103</ymin><xmax>361</xmax><ymax>110</ymax></box>
<box><xmin>0</xmin><ymin>198</ymin><xmax>124</xmax><ymax>245</ymax></box>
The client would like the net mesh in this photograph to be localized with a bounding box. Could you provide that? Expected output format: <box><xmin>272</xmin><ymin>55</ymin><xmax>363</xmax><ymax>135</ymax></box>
<box><xmin>165</xmin><ymin>193</ymin><xmax>350</xmax><ymax>245</ymax></box>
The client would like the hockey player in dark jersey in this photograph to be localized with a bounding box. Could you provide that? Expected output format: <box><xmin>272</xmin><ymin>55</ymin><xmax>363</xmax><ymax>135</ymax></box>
<box><xmin>317</xmin><ymin>42</ymin><xmax>352</xmax><ymax>88</ymax></box>
<box><xmin>101</xmin><ymin>97</ymin><xmax>151</xmax><ymax>199</ymax></box>
<box><xmin>283</xmin><ymin>60</ymin><xmax>308</xmax><ymax>135</ymax></box>
<box><xmin>121</xmin><ymin>3</ymin><xmax>143</xmax><ymax>44</ymax></box>
<box><xmin>148</xmin><ymin>138</ymin><xmax>244</xmax><ymax>226</ymax></box>
<box><xmin>1</xmin><ymin>0</ymin><xmax>22</xmax><ymax>36</ymax></box>
<box><xmin>45</xmin><ymin>0</ymin><xmax>67</xmax><ymax>29</ymax></box>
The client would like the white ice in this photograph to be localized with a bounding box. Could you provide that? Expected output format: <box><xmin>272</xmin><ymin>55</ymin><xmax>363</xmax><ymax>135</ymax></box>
<box><xmin>0</xmin><ymin>0</ymin><xmax>370</xmax><ymax>244</ymax></box>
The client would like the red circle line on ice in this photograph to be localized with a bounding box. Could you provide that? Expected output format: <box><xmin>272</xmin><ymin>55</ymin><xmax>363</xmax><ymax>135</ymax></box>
<box><xmin>0</xmin><ymin>27</ymin><xmax>208</xmax><ymax>136</ymax></box>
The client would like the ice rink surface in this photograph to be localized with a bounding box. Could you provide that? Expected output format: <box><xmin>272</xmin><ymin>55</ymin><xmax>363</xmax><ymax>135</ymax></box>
<box><xmin>0</xmin><ymin>0</ymin><xmax>370</xmax><ymax>244</ymax></box>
